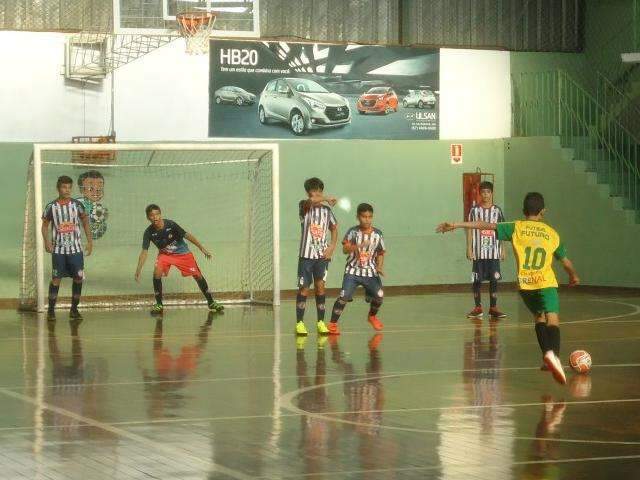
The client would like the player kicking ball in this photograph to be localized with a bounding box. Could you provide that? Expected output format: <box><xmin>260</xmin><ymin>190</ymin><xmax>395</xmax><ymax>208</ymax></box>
<box><xmin>328</xmin><ymin>203</ymin><xmax>386</xmax><ymax>335</ymax></box>
<box><xmin>134</xmin><ymin>204</ymin><xmax>223</xmax><ymax>315</ymax></box>
<box><xmin>436</xmin><ymin>192</ymin><xmax>580</xmax><ymax>385</ymax></box>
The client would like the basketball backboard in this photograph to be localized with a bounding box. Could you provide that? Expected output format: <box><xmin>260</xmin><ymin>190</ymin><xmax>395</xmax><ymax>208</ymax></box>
<box><xmin>113</xmin><ymin>0</ymin><xmax>259</xmax><ymax>37</ymax></box>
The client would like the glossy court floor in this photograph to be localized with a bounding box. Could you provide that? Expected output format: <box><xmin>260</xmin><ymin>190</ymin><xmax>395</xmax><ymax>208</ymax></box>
<box><xmin>1</xmin><ymin>291</ymin><xmax>639</xmax><ymax>479</ymax></box>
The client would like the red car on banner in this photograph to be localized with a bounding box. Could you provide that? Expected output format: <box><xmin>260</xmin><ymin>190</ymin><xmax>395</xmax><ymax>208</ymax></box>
<box><xmin>356</xmin><ymin>87</ymin><xmax>399</xmax><ymax>115</ymax></box>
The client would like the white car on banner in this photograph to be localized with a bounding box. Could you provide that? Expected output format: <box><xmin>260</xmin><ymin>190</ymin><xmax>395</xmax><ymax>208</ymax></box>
<box><xmin>402</xmin><ymin>89</ymin><xmax>437</xmax><ymax>109</ymax></box>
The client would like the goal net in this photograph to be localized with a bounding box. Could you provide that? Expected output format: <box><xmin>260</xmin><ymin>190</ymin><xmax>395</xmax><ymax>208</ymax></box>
<box><xmin>21</xmin><ymin>143</ymin><xmax>280</xmax><ymax>312</ymax></box>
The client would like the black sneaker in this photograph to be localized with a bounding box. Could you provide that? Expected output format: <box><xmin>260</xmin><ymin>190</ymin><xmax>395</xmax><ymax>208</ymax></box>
<box><xmin>69</xmin><ymin>308</ymin><xmax>83</xmax><ymax>320</ymax></box>
<box><xmin>208</xmin><ymin>300</ymin><xmax>224</xmax><ymax>313</ymax></box>
<box><xmin>150</xmin><ymin>303</ymin><xmax>164</xmax><ymax>315</ymax></box>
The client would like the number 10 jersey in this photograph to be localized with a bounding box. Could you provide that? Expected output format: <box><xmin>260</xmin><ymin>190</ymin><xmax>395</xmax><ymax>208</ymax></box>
<box><xmin>496</xmin><ymin>220</ymin><xmax>567</xmax><ymax>290</ymax></box>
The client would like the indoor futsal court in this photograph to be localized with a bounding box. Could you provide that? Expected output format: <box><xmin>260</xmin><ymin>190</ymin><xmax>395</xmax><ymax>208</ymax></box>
<box><xmin>1</xmin><ymin>1</ymin><xmax>640</xmax><ymax>479</ymax></box>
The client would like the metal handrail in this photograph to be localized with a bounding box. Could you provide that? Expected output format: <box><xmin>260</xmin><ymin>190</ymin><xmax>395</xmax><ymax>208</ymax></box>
<box><xmin>512</xmin><ymin>69</ymin><xmax>640</xmax><ymax>217</ymax></box>
<box><xmin>596</xmin><ymin>71</ymin><xmax>640</xmax><ymax>144</ymax></box>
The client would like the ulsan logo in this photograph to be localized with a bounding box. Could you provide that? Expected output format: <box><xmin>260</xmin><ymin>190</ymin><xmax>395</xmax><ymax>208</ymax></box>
<box><xmin>415</xmin><ymin>112</ymin><xmax>436</xmax><ymax>120</ymax></box>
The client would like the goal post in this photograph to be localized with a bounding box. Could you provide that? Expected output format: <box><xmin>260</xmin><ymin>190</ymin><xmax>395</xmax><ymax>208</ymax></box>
<box><xmin>21</xmin><ymin>143</ymin><xmax>280</xmax><ymax>312</ymax></box>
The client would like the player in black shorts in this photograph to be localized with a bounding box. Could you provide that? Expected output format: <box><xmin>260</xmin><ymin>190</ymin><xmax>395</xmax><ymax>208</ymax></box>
<box><xmin>465</xmin><ymin>182</ymin><xmax>506</xmax><ymax>319</ymax></box>
<box><xmin>41</xmin><ymin>176</ymin><xmax>93</xmax><ymax>320</ymax></box>
<box><xmin>295</xmin><ymin>178</ymin><xmax>338</xmax><ymax>337</ymax></box>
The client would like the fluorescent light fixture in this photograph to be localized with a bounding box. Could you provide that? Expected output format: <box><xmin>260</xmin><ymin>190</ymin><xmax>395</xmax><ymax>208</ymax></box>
<box><xmin>621</xmin><ymin>52</ymin><xmax>640</xmax><ymax>63</ymax></box>
<box><xmin>210</xmin><ymin>0</ymin><xmax>250</xmax><ymax>13</ymax></box>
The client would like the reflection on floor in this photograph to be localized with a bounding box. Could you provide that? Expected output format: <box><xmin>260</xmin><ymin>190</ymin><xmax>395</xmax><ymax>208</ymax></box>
<box><xmin>0</xmin><ymin>291</ymin><xmax>639</xmax><ymax>479</ymax></box>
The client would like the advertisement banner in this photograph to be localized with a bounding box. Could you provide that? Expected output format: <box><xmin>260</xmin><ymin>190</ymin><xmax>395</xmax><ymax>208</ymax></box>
<box><xmin>209</xmin><ymin>40</ymin><xmax>439</xmax><ymax>139</ymax></box>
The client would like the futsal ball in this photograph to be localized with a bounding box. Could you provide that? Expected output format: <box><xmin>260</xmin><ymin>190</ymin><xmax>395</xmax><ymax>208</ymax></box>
<box><xmin>569</xmin><ymin>350</ymin><xmax>592</xmax><ymax>373</ymax></box>
<box><xmin>337</xmin><ymin>197</ymin><xmax>352</xmax><ymax>212</ymax></box>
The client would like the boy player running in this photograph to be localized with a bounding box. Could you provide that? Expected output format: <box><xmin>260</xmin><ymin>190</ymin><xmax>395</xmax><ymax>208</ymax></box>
<box><xmin>437</xmin><ymin>192</ymin><xmax>580</xmax><ymax>384</ymax></box>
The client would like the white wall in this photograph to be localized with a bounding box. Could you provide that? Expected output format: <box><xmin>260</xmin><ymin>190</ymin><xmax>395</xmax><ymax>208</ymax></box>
<box><xmin>439</xmin><ymin>48</ymin><xmax>512</xmax><ymax>140</ymax></box>
<box><xmin>0</xmin><ymin>32</ymin><xmax>110</xmax><ymax>142</ymax></box>
<box><xmin>114</xmin><ymin>40</ymin><xmax>210</xmax><ymax>140</ymax></box>
<box><xmin>0</xmin><ymin>32</ymin><xmax>511</xmax><ymax>142</ymax></box>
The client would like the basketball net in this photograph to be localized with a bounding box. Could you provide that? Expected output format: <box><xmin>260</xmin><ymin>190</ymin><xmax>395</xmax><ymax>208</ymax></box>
<box><xmin>176</xmin><ymin>12</ymin><xmax>216</xmax><ymax>55</ymax></box>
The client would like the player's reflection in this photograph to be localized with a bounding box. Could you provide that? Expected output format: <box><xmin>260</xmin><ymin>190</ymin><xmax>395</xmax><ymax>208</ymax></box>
<box><xmin>139</xmin><ymin>312</ymin><xmax>214</xmax><ymax>419</ymax></box>
<box><xmin>521</xmin><ymin>395</ymin><xmax>566</xmax><ymax>479</ymax></box>
<box><xmin>45</xmin><ymin>319</ymin><xmax>112</xmax><ymax>457</ymax></box>
<box><xmin>463</xmin><ymin>318</ymin><xmax>501</xmax><ymax>433</ymax></box>
<box><xmin>438</xmin><ymin>318</ymin><xmax>510</xmax><ymax>479</ymax></box>
<box><xmin>295</xmin><ymin>336</ymin><xmax>338</xmax><ymax>475</ymax></box>
<box><xmin>327</xmin><ymin>334</ymin><xmax>398</xmax><ymax>476</ymax></box>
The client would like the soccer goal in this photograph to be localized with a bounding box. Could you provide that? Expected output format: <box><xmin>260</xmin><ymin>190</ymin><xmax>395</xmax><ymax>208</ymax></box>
<box><xmin>21</xmin><ymin>143</ymin><xmax>280</xmax><ymax>312</ymax></box>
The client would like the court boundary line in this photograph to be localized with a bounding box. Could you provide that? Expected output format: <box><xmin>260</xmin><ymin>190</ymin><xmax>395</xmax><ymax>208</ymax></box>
<box><xmin>7</xmin><ymin>298</ymin><xmax>640</xmax><ymax>344</ymax></box>
<box><xmin>278</xmin><ymin>365</ymin><xmax>640</xmax><ymax>446</ymax></box>
<box><xmin>2</xmin><ymin>396</ymin><xmax>640</xmax><ymax>432</ymax></box>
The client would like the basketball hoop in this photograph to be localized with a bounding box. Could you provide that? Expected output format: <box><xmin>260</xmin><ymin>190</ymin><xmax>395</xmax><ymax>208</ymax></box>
<box><xmin>176</xmin><ymin>12</ymin><xmax>216</xmax><ymax>55</ymax></box>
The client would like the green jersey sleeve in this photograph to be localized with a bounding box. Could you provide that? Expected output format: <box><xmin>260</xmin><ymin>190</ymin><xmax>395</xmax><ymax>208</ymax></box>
<box><xmin>496</xmin><ymin>222</ymin><xmax>515</xmax><ymax>241</ymax></box>
<box><xmin>553</xmin><ymin>242</ymin><xmax>567</xmax><ymax>260</ymax></box>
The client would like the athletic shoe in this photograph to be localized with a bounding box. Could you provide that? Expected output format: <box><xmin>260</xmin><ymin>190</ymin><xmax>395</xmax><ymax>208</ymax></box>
<box><xmin>368</xmin><ymin>315</ymin><xmax>384</xmax><ymax>331</ymax></box>
<box><xmin>327</xmin><ymin>322</ymin><xmax>340</xmax><ymax>335</ymax></box>
<box><xmin>208</xmin><ymin>300</ymin><xmax>224</xmax><ymax>313</ymax></box>
<box><xmin>543</xmin><ymin>351</ymin><xmax>567</xmax><ymax>385</ymax></box>
<box><xmin>467</xmin><ymin>306</ymin><xmax>483</xmax><ymax>318</ymax></box>
<box><xmin>150</xmin><ymin>304</ymin><xmax>164</xmax><ymax>315</ymax></box>
<box><xmin>69</xmin><ymin>308</ymin><xmax>83</xmax><ymax>320</ymax></box>
<box><xmin>295</xmin><ymin>321</ymin><xmax>308</xmax><ymax>336</ymax></box>
<box><xmin>368</xmin><ymin>333</ymin><xmax>383</xmax><ymax>351</ymax></box>
<box><xmin>489</xmin><ymin>307</ymin><xmax>507</xmax><ymax>318</ymax></box>
<box><xmin>296</xmin><ymin>336</ymin><xmax>307</xmax><ymax>350</ymax></box>
<box><xmin>317</xmin><ymin>320</ymin><xmax>329</xmax><ymax>335</ymax></box>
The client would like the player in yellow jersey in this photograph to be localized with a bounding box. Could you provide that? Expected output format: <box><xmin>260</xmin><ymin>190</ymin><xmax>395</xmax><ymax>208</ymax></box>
<box><xmin>436</xmin><ymin>192</ymin><xmax>580</xmax><ymax>385</ymax></box>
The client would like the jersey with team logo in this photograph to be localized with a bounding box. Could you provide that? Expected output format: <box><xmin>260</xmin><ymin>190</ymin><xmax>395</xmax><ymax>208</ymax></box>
<box><xmin>342</xmin><ymin>226</ymin><xmax>385</xmax><ymax>277</ymax></box>
<box><xmin>142</xmin><ymin>220</ymin><xmax>190</xmax><ymax>254</ymax></box>
<box><xmin>42</xmin><ymin>199</ymin><xmax>86</xmax><ymax>254</ymax></box>
<box><xmin>496</xmin><ymin>220</ymin><xmax>567</xmax><ymax>290</ymax></box>
<box><xmin>298</xmin><ymin>201</ymin><xmax>337</xmax><ymax>259</ymax></box>
<box><xmin>468</xmin><ymin>204</ymin><xmax>504</xmax><ymax>260</ymax></box>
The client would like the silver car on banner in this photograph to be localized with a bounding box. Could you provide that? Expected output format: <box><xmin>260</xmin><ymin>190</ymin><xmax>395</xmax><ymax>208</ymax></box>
<box><xmin>214</xmin><ymin>86</ymin><xmax>256</xmax><ymax>106</ymax></box>
<box><xmin>258</xmin><ymin>78</ymin><xmax>351</xmax><ymax>135</ymax></box>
